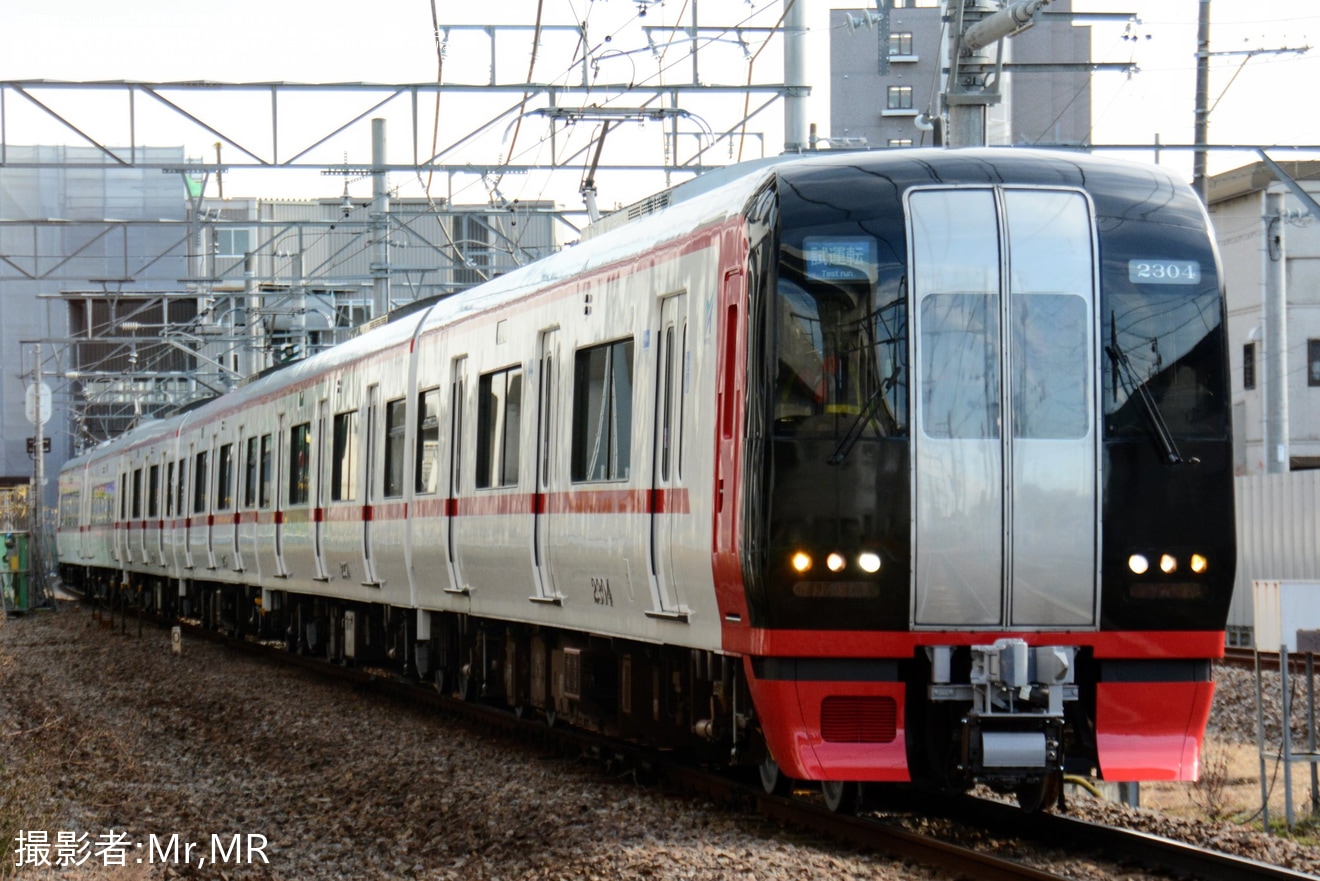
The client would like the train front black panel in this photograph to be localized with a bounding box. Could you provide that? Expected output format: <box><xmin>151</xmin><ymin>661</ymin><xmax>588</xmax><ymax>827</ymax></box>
<box><xmin>740</xmin><ymin>150</ymin><xmax>1234</xmax><ymax>635</ymax></box>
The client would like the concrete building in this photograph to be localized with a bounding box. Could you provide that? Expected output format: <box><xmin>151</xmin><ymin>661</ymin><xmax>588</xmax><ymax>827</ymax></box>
<box><xmin>1207</xmin><ymin>161</ymin><xmax>1320</xmax><ymax>475</ymax></box>
<box><xmin>0</xmin><ymin>145</ymin><xmax>189</xmax><ymax>496</ymax></box>
<box><xmin>829</xmin><ymin>2</ymin><xmax>1091</xmax><ymax>149</ymax></box>
<box><xmin>1207</xmin><ymin>161</ymin><xmax>1320</xmax><ymax>645</ymax></box>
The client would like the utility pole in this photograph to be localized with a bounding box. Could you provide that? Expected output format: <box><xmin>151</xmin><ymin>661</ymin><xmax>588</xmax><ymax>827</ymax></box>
<box><xmin>944</xmin><ymin>0</ymin><xmax>1051</xmax><ymax>147</ymax></box>
<box><xmin>783</xmin><ymin>0</ymin><xmax>808</xmax><ymax>152</ymax></box>
<box><xmin>1263</xmin><ymin>189</ymin><xmax>1289</xmax><ymax>473</ymax></box>
<box><xmin>371</xmin><ymin>118</ymin><xmax>391</xmax><ymax>319</ymax></box>
<box><xmin>1193</xmin><ymin>0</ymin><xmax>1211</xmax><ymax>200</ymax></box>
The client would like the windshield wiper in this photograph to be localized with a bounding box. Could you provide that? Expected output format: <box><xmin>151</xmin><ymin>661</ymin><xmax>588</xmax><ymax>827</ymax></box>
<box><xmin>1105</xmin><ymin>320</ymin><xmax>1197</xmax><ymax>466</ymax></box>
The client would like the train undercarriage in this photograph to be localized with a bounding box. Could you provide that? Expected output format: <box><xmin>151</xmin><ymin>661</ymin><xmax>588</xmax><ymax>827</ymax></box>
<box><xmin>64</xmin><ymin>563</ymin><xmax>1104</xmax><ymax>814</ymax></box>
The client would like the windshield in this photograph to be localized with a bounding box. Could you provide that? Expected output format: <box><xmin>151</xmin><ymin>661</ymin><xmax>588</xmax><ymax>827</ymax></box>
<box><xmin>1100</xmin><ymin>220</ymin><xmax>1227</xmax><ymax>441</ymax></box>
<box><xmin>772</xmin><ymin>242</ymin><xmax>908</xmax><ymax>439</ymax></box>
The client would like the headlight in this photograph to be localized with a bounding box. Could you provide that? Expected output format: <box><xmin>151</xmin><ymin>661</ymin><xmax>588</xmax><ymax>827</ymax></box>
<box><xmin>1160</xmin><ymin>553</ymin><xmax>1178</xmax><ymax>574</ymax></box>
<box><xmin>791</xmin><ymin>551</ymin><xmax>813</xmax><ymax>573</ymax></box>
<box><xmin>858</xmin><ymin>552</ymin><xmax>882</xmax><ymax>574</ymax></box>
<box><xmin>1128</xmin><ymin>554</ymin><xmax>1149</xmax><ymax>575</ymax></box>
<box><xmin>1190</xmin><ymin>553</ymin><xmax>1208</xmax><ymax>574</ymax></box>
<box><xmin>826</xmin><ymin>552</ymin><xmax>846</xmax><ymax>572</ymax></box>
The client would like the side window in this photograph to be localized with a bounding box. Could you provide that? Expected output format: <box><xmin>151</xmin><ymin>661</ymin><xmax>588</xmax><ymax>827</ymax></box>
<box><xmin>131</xmin><ymin>468</ymin><xmax>143</xmax><ymax>519</ymax></box>
<box><xmin>216</xmin><ymin>443</ymin><xmax>234</xmax><ymax>511</ymax></box>
<box><xmin>119</xmin><ymin>473</ymin><xmax>127</xmax><ymax>520</ymax></box>
<box><xmin>476</xmin><ymin>366</ymin><xmax>523</xmax><ymax>489</ymax></box>
<box><xmin>147</xmin><ymin>464</ymin><xmax>160</xmax><ymax>519</ymax></box>
<box><xmin>244</xmin><ymin>437</ymin><xmax>259</xmax><ymax>508</ymax></box>
<box><xmin>165</xmin><ymin>461</ymin><xmax>176</xmax><ymax>517</ymax></box>
<box><xmin>571</xmin><ymin>338</ymin><xmax>634</xmax><ymax>482</ymax></box>
<box><xmin>175</xmin><ymin>459</ymin><xmax>187</xmax><ymax>517</ymax></box>
<box><xmin>289</xmin><ymin>423</ymin><xmax>312</xmax><ymax>506</ymax></box>
<box><xmin>384</xmin><ymin>398</ymin><xmax>407</xmax><ymax>498</ymax></box>
<box><xmin>416</xmin><ymin>389</ymin><xmax>441</xmax><ymax>494</ymax></box>
<box><xmin>259</xmin><ymin>434</ymin><xmax>273</xmax><ymax>508</ymax></box>
<box><xmin>331</xmin><ymin>411</ymin><xmax>358</xmax><ymax>502</ymax></box>
<box><xmin>192</xmin><ymin>450</ymin><xmax>209</xmax><ymax>515</ymax></box>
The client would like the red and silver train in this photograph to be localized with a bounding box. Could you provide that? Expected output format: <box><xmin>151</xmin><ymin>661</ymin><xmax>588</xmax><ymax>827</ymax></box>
<box><xmin>57</xmin><ymin>149</ymin><xmax>1236</xmax><ymax>811</ymax></box>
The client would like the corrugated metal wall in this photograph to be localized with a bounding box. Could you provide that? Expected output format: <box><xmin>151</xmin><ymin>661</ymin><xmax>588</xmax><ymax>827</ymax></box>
<box><xmin>1228</xmin><ymin>471</ymin><xmax>1320</xmax><ymax>643</ymax></box>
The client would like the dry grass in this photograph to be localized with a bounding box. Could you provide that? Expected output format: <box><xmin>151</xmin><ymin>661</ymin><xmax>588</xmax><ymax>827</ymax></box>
<box><xmin>1137</xmin><ymin>737</ymin><xmax>1320</xmax><ymax>841</ymax></box>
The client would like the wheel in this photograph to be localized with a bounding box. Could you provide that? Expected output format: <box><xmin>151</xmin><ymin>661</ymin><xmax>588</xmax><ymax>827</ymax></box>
<box><xmin>1015</xmin><ymin>771</ymin><xmax>1063</xmax><ymax>813</ymax></box>
<box><xmin>821</xmin><ymin>780</ymin><xmax>860</xmax><ymax>814</ymax></box>
<box><xmin>544</xmin><ymin>708</ymin><xmax>558</xmax><ymax>727</ymax></box>
<box><xmin>759</xmin><ymin>755</ymin><xmax>794</xmax><ymax>797</ymax></box>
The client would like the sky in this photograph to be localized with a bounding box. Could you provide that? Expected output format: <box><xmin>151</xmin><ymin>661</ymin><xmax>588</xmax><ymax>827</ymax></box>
<box><xmin>1</xmin><ymin>0</ymin><xmax>1317</xmax><ymax>210</ymax></box>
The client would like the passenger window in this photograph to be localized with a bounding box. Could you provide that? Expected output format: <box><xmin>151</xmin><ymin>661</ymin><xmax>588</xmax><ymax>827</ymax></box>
<box><xmin>476</xmin><ymin>366</ymin><xmax>523</xmax><ymax>489</ymax></box>
<box><xmin>289</xmin><ymin>423</ymin><xmax>311</xmax><ymax>505</ymax></box>
<box><xmin>416</xmin><ymin>389</ymin><xmax>441</xmax><ymax>495</ymax></box>
<box><xmin>193</xmin><ymin>450</ymin><xmax>209</xmax><ymax>514</ymax></box>
<box><xmin>259</xmin><ymin>435</ymin><xmax>273</xmax><ymax>508</ymax></box>
<box><xmin>131</xmin><ymin>469</ymin><xmax>142</xmax><ymax>519</ymax></box>
<box><xmin>384</xmin><ymin>398</ymin><xmax>407</xmax><ymax>498</ymax></box>
<box><xmin>331</xmin><ymin>412</ymin><xmax>358</xmax><ymax>502</ymax></box>
<box><xmin>147</xmin><ymin>464</ymin><xmax>160</xmax><ymax>519</ymax></box>
<box><xmin>216</xmin><ymin>443</ymin><xmax>234</xmax><ymax>511</ymax></box>
<box><xmin>571</xmin><ymin>338</ymin><xmax>634</xmax><ymax>482</ymax></box>
<box><xmin>244</xmin><ymin>437</ymin><xmax>259</xmax><ymax>508</ymax></box>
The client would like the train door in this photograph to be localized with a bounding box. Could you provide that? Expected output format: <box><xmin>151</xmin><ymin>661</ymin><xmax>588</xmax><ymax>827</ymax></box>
<box><xmin>313</xmin><ymin>400</ymin><xmax>330</xmax><ymax>581</ymax></box>
<box><xmin>445</xmin><ymin>357</ymin><xmax>467</xmax><ymax>594</ymax></box>
<box><xmin>274</xmin><ymin>416</ymin><xmax>288</xmax><ymax>578</ymax></box>
<box><xmin>182</xmin><ymin>450</ymin><xmax>196</xmax><ymax>570</ymax></box>
<box><xmin>115</xmin><ymin>470</ymin><xmax>129</xmax><ymax>564</ymax></box>
<box><xmin>362</xmin><ymin>385</ymin><xmax>380</xmax><ymax>586</ymax></box>
<box><xmin>909</xmin><ymin>187</ymin><xmax>1098</xmax><ymax>629</ymax></box>
<box><xmin>131</xmin><ymin>466</ymin><xmax>144</xmax><ymax>563</ymax></box>
<box><xmin>151</xmin><ymin>459</ymin><xmax>165</xmax><ymax>567</ymax></box>
<box><xmin>531</xmin><ymin>329</ymin><xmax>560</xmax><ymax>602</ymax></box>
<box><xmin>649</xmin><ymin>293</ymin><xmax>687</xmax><ymax>617</ymax></box>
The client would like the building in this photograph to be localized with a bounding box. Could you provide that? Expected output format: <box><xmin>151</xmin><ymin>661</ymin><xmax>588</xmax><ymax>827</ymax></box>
<box><xmin>1208</xmin><ymin>161</ymin><xmax>1320</xmax><ymax>475</ymax></box>
<box><xmin>1207</xmin><ymin>161</ymin><xmax>1320</xmax><ymax>644</ymax></box>
<box><xmin>0</xmin><ymin>145</ymin><xmax>190</xmax><ymax>496</ymax></box>
<box><xmin>829</xmin><ymin>2</ymin><xmax>1091</xmax><ymax>149</ymax></box>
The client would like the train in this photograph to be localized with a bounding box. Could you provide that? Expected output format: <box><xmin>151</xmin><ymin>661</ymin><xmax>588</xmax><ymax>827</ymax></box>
<box><xmin>56</xmin><ymin>148</ymin><xmax>1236</xmax><ymax>812</ymax></box>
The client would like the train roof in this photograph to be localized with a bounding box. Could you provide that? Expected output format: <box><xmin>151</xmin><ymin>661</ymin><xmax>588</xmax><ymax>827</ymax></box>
<box><xmin>62</xmin><ymin>148</ymin><xmax>1203</xmax><ymax>473</ymax></box>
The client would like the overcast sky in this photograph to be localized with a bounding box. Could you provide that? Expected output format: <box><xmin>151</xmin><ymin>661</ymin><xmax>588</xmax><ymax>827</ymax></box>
<box><xmin>2</xmin><ymin>1</ymin><xmax>1316</xmax><ymax>207</ymax></box>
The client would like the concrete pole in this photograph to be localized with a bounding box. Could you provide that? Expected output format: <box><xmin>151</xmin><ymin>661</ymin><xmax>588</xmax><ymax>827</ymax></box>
<box><xmin>31</xmin><ymin>345</ymin><xmax>44</xmax><ymax>537</ymax></box>
<box><xmin>371</xmin><ymin>118</ymin><xmax>391</xmax><ymax>318</ymax></box>
<box><xmin>1193</xmin><ymin>0</ymin><xmax>1211</xmax><ymax>200</ymax></box>
<box><xmin>1264</xmin><ymin>189</ymin><xmax>1289</xmax><ymax>473</ymax></box>
<box><xmin>783</xmin><ymin>0</ymin><xmax>808</xmax><ymax>153</ymax></box>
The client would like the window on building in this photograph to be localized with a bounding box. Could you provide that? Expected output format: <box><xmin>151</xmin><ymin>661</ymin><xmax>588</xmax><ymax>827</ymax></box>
<box><xmin>889</xmin><ymin>32</ymin><xmax>913</xmax><ymax>56</ymax></box>
<box><xmin>289</xmin><ymin>423</ymin><xmax>312</xmax><ymax>506</ymax></box>
<box><xmin>888</xmin><ymin>138</ymin><xmax>914</xmax><ymax>147</ymax></box>
<box><xmin>887</xmin><ymin>86</ymin><xmax>914</xmax><ymax>110</ymax></box>
<box><xmin>216</xmin><ymin>227</ymin><xmax>252</xmax><ymax>258</ymax></box>
<box><xmin>1310</xmin><ymin>339</ymin><xmax>1320</xmax><ymax>387</ymax></box>
<box><xmin>572</xmin><ymin>338</ymin><xmax>634</xmax><ymax>482</ymax></box>
<box><xmin>216</xmin><ymin>443</ymin><xmax>234</xmax><ymax>511</ymax></box>
<box><xmin>1243</xmin><ymin>342</ymin><xmax>1256</xmax><ymax>390</ymax></box>
<box><xmin>384</xmin><ymin>398</ymin><xmax>407</xmax><ymax>498</ymax></box>
<box><xmin>476</xmin><ymin>366</ymin><xmax>523</xmax><ymax>489</ymax></box>
<box><xmin>331</xmin><ymin>411</ymin><xmax>359</xmax><ymax>502</ymax></box>
<box><xmin>416</xmin><ymin>389</ymin><xmax>441</xmax><ymax>494</ymax></box>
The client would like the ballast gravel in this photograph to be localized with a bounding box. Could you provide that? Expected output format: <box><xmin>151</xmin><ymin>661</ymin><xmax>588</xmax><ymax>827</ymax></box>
<box><xmin>2</xmin><ymin>605</ymin><xmax>1319</xmax><ymax>880</ymax></box>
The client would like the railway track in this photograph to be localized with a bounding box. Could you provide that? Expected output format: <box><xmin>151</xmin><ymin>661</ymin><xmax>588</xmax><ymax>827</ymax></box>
<box><xmin>95</xmin><ymin>598</ymin><xmax>1306</xmax><ymax>881</ymax></box>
